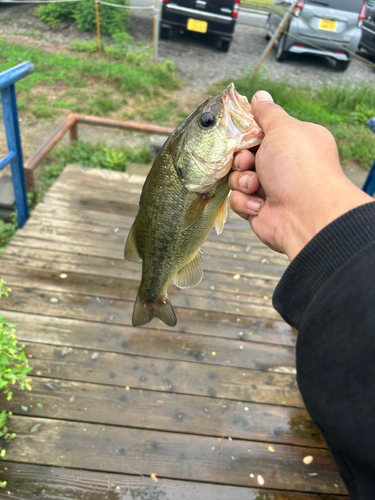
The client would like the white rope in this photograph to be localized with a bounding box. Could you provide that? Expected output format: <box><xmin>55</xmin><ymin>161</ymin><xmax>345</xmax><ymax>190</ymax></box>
<box><xmin>98</xmin><ymin>0</ymin><xmax>154</xmax><ymax>8</ymax></box>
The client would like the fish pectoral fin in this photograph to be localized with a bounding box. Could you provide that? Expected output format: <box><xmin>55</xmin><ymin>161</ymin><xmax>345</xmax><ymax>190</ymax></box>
<box><xmin>174</xmin><ymin>251</ymin><xmax>203</xmax><ymax>289</ymax></box>
<box><xmin>214</xmin><ymin>195</ymin><xmax>228</xmax><ymax>235</ymax></box>
<box><xmin>124</xmin><ymin>224</ymin><xmax>141</xmax><ymax>262</ymax></box>
<box><xmin>183</xmin><ymin>193</ymin><xmax>214</xmax><ymax>230</ymax></box>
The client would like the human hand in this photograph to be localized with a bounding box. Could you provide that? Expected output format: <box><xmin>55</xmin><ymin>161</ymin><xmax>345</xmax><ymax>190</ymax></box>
<box><xmin>229</xmin><ymin>91</ymin><xmax>374</xmax><ymax>261</ymax></box>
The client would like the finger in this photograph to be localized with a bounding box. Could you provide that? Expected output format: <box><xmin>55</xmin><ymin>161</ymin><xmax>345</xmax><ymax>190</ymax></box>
<box><xmin>228</xmin><ymin>170</ymin><xmax>260</xmax><ymax>194</ymax></box>
<box><xmin>229</xmin><ymin>190</ymin><xmax>264</xmax><ymax>218</ymax></box>
<box><xmin>250</xmin><ymin>90</ymin><xmax>294</xmax><ymax>134</ymax></box>
<box><xmin>232</xmin><ymin>150</ymin><xmax>255</xmax><ymax>171</ymax></box>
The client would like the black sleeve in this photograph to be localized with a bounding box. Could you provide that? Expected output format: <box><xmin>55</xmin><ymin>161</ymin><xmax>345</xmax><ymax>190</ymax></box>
<box><xmin>273</xmin><ymin>202</ymin><xmax>375</xmax><ymax>500</ymax></box>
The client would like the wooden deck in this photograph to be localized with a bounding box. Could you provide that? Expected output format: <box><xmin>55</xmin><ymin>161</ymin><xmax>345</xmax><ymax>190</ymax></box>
<box><xmin>0</xmin><ymin>165</ymin><xmax>348</xmax><ymax>499</ymax></box>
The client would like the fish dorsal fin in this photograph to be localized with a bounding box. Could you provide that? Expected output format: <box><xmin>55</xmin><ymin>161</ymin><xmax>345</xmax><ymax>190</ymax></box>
<box><xmin>183</xmin><ymin>193</ymin><xmax>213</xmax><ymax>230</ymax></box>
<box><xmin>214</xmin><ymin>195</ymin><xmax>228</xmax><ymax>235</ymax></box>
<box><xmin>174</xmin><ymin>251</ymin><xmax>203</xmax><ymax>289</ymax></box>
<box><xmin>124</xmin><ymin>224</ymin><xmax>141</xmax><ymax>262</ymax></box>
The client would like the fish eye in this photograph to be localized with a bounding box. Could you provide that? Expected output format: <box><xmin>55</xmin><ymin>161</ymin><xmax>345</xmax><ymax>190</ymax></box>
<box><xmin>199</xmin><ymin>112</ymin><xmax>216</xmax><ymax>129</ymax></box>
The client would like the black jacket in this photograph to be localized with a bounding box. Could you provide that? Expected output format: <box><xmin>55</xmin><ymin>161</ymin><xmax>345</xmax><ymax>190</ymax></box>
<box><xmin>273</xmin><ymin>202</ymin><xmax>375</xmax><ymax>500</ymax></box>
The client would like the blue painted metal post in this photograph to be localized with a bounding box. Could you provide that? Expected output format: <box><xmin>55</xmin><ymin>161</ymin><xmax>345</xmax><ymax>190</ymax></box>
<box><xmin>0</xmin><ymin>61</ymin><xmax>34</xmax><ymax>228</ymax></box>
<box><xmin>362</xmin><ymin>117</ymin><xmax>375</xmax><ymax>196</ymax></box>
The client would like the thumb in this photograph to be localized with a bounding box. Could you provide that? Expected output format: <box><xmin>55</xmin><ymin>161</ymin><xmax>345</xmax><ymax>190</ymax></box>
<box><xmin>251</xmin><ymin>90</ymin><xmax>292</xmax><ymax>134</ymax></box>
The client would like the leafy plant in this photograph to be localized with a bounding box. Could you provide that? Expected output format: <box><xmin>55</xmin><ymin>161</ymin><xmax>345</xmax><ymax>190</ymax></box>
<box><xmin>38</xmin><ymin>140</ymin><xmax>150</xmax><ymax>190</ymax></box>
<box><xmin>0</xmin><ymin>219</ymin><xmax>17</xmax><ymax>253</ymax></box>
<box><xmin>38</xmin><ymin>0</ymin><xmax>130</xmax><ymax>35</ymax></box>
<box><xmin>0</xmin><ymin>282</ymin><xmax>32</xmax><ymax>402</ymax></box>
<box><xmin>0</xmin><ymin>281</ymin><xmax>32</xmax><ymax>463</ymax></box>
<box><xmin>70</xmin><ymin>39</ymin><xmax>98</xmax><ymax>53</ymax></box>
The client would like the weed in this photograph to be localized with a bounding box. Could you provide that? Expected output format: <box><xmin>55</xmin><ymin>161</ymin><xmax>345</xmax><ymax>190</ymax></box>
<box><xmin>0</xmin><ymin>218</ymin><xmax>17</xmax><ymax>253</ymax></box>
<box><xmin>230</xmin><ymin>70</ymin><xmax>375</xmax><ymax>168</ymax></box>
<box><xmin>71</xmin><ymin>39</ymin><xmax>98</xmax><ymax>53</ymax></box>
<box><xmin>39</xmin><ymin>140</ymin><xmax>150</xmax><ymax>190</ymax></box>
<box><xmin>37</xmin><ymin>0</ymin><xmax>130</xmax><ymax>35</ymax></box>
<box><xmin>0</xmin><ymin>281</ymin><xmax>32</xmax><ymax>464</ymax></box>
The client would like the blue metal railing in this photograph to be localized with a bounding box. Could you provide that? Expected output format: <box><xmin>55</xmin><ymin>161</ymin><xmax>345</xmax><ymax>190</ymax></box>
<box><xmin>0</xmin><ymin>61</ymin><xmax>34</xmax><ymax>228</ymax></box>
<box><xmin>363</xmin><ymin>118</ymin><xmax>375</xmax><ymax>196</ymax></box>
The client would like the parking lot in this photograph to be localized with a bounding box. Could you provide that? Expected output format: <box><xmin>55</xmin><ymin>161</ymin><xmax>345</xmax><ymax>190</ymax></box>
<box><xmin>127</xmin><ymin>7</ymin><xmax>374</xmax><ymax>91</ymax></box>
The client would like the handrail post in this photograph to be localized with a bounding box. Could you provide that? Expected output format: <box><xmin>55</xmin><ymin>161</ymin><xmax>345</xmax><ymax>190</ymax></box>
<box><xmin>0</xmin><ymin>61</ymin><xmax>34</xmax><ymax>228</ymax></box>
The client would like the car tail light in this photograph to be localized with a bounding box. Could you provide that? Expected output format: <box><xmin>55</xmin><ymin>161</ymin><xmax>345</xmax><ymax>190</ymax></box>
<box><xmin>163</xmin><ymin>0</ymin><xmax>168</xmax><ymax>3</ymax></box>
<box><xmin>358</xmin><ymin>2</ymin><xmax>366</xmax><ymax>27</ymax></box>
<box><xmin>295</xmin><ymin>0</ymin><xmax>304</xmax><ymax>17</ymax></box>
<box><xmin>335</xmin><ymin>50</ymin><xmax>345</xmax><ymax>54</ymax></box>
<box><xmin>232</xmin><ymin>0</ymin><xmax>240</xmax><ymax>18</ymax></box>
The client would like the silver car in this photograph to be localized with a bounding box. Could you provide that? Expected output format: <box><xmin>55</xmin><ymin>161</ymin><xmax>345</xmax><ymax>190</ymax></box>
<box><xmin>266</xmin><ymin>0</ymin><xmax>366</xmax><ymax>70</ymax></box>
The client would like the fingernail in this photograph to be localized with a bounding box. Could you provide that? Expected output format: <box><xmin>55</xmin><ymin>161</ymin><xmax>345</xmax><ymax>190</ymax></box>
<box><xmin>233</xmin><ymin>151</ymin><xmax>244</xmax><ymax>170</ymax></box>
<box><xmin>254</xmin><ymin>90</ymin><xmax>273</xmax><ymax>102</ymax></box>
<box><xmin>239</xmin><ymin>174</ymin><xmax>251</xmax><ymax>190</ymax></box>
<box><xmin>247</xmin><ymin>199</ymin><xmax>261</xmax><ymax>213</ymax></box>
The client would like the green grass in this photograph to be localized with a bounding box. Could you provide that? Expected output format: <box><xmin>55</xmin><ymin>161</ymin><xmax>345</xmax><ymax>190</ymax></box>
<box><xmin>229</xmin><ymin>71</ymin><xmax>375</xmax><ymax>168</ymax></box>
<box><xmin>0</xmin><ymin>37</ymin><xmax>179</xmax><ymax>121</ymax></box>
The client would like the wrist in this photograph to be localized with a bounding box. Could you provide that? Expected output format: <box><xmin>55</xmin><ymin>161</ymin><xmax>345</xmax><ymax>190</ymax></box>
<box><xmin>284</xmin><ymin>181</ymin><xmax>374</xmax><ymax>261</ymax></box>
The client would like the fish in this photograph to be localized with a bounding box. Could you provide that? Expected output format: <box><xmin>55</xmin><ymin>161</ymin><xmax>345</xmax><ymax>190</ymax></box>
<box><xmin>125</xmin><ymin>83</ymin><xmax>264</xmax><ymax>327</ymax></box>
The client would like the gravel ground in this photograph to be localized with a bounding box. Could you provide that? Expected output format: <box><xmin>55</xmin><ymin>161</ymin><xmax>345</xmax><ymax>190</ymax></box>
<box><xmin>0</xmin><ymin>4</ymin><xmax>374</xmax><ymax>92</ymax></box>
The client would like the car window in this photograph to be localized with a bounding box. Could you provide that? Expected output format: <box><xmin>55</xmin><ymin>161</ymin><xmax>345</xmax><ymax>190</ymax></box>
<box><xmin>305</xmin><ymin>0</ymin><xmax>363</xmax><ymax>13</ymax></box>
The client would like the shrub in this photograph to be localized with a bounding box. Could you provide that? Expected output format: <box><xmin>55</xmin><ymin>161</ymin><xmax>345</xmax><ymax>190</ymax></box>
<box><xmin>38</xmin><ymin>0</ymin><xmax>130</xmax><ymax>35</ymax></box>
<box><xmin>0</xmin><ymin>280</ymin><xmax>32</xmax><ymax>465</ymax></box>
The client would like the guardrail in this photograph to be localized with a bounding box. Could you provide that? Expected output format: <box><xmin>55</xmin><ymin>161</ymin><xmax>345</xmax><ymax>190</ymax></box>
<box><xmin>0</xmin><ymin>61</ymin><xmax>34</xmax><ymax>228</ymax></box>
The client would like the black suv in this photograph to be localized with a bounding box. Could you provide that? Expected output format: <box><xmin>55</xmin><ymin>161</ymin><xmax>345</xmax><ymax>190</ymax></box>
<box><xmin>160</xmin><ymin>0</ymin><xmax>241</xmax><ymax>52</ymax></box>
<box><xmin>360</xmin><ymin>0</ymin><xmax>375</xmax><ymax>57</ymax></box>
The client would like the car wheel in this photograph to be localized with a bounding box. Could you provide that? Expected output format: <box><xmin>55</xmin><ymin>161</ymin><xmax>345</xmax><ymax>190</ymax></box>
<box><xmin>160</xmin><ymin>27</ymin><xmax>170</xmax><ymax>40</ymax></box>
<box><xmin>335</xmin><ymin>60</ymin><xmax>350</xmax><ymax>71</ymax></box>
<box><xmin>275</xmin><ymin>33</ymin><xmax>288</xmax><ymax>62</ymax></box>
<box><xmin>221</xmin><ymin>40</ymin><xmax>230</xmax><ymax>52</ymax></box>
<box><xmin>265</xmin><ymin>16</ymin><xmax>271</xmax><ymax>40</ymax></box>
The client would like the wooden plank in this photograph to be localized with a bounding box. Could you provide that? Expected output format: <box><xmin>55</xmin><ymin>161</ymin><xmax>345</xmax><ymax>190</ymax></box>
<box><xmin>0</xmin><ymin>462</ymin><xmax>349</xmax><ymax>499</ymax></box>
<box><xmin>0</xmin><ymin>296</ymin><xmax>295</xmax><ymax>371</ymax></box>
<box><xmin>3</xmin><ymin>241</ymin><xmax>285</xmax><ymax>283</ymax></box>
<box><xmin>0</xmin><ymin>266</ymin><xmax>278</xmax><ymax>311</ymax></box>
<box><xmin>5</xmin><ymin>376</ymin><xmax>324</xmax><ymax>447</ymax></box>
<box><xmin>1</xmin><ymin>416</ymin><xmax>347</xmax><ymax>494</ymax></box>
<box><xmin>22</xmin><ymin>342</ymin><xmax>303</xmax><ymax>407</ymax></box>
<box><xmin>0</xmin><ymin>285</ymin><xmax>283</xmax><ymax>337</ymax></box>
<box><xmin>14</xmin><ymin>223</ymin><xmax>288</xmax><ymax>266</ymax></box>
<box><xmin>0</xmin><ymin>309</ymin><xmax>296</xmax><ymax>349</ymax></box>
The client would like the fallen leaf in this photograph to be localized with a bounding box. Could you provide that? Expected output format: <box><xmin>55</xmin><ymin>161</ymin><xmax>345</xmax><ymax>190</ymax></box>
<box><xmin>125</xmin><ymin>386</ymin><xmax>130</xmax><ymax>391</ymax></box>
<box><xmin>151</xmin><ymin>473</ymin><xmax>159</xmax><ymax>482</ymax></box>
<box><xmin>267</xmin><ymin>445</ymin><xmax>275</xmax><ymax>453</ymax></box>
<box><xmin>50</xmin><ymin>297</ymin><xmax>59</xmax><ymax>303</ymax></box>
<box><xmin>30</xmin><ymin>424</ymin><xmax>41</xmax><ymax>433</ymax></box>
<box><xmin>233</xmin><ymin>274</ymin><xmax>240</xmax><ymax>280</ymax></box>
<box><xmin>211</xmin><ymin>351</ymin><xmax>216</xmax><ymax>356</ymax></box>
<box><xmin>257</xmin><ymin>474</ymin><xmax>265</xmax><ymax>485</ymax></box>
<box><xmin>59</xmin><ymin>273</ymin><xmax>67</xmax><ymax>279</ymax></box>
<box><xmin>303</xmin><ymin>455</ymin><xmax>314</xmax><ymax>465</ymax></box>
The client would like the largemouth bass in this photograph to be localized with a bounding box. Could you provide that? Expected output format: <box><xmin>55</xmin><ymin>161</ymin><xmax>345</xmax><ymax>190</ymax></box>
<box><xmin>125</xmin><ymin>83</ymin><xmax>263</xmax><ymax>327</ymax></box>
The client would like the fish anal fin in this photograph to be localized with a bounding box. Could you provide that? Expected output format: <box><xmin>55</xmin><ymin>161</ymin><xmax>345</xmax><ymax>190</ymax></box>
<box><xmin>183</xmin><ymin>193</ymin><xmax>214</xmax><ymax>230</ymax></box>
<box><xmin>174</xmin><ymin>251</ymin><xmax>203</xmax><ymax>289</ymax></box>
<box><xmin>124</xmin><ymin>224</ymin><xmax>141</xmax><ymax>262</ymax></box>
<box><xmin>214</xmin><ymin>195</ymin><xmax>228</xmax><ymax>235</ymax></box>
<box><xmin>132</xmin><ymin>292</ymin><xmax>177</xmax><ymax>327</ymax></box>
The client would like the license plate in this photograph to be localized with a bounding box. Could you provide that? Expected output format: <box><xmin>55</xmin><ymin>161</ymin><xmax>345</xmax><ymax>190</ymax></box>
<box><xmin>318</xmin><ymin>19</ymin><xmax>337</xmax><ymax>31</ymax></box>
<box><xmin>187</xmin><ymin>18</ymin><xmax>208</xmax><ymax>33</ymax></box>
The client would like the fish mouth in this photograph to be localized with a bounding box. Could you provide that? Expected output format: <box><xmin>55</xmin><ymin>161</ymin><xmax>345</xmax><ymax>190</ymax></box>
<box><xmin>222</xmin><ymin>83</ymin><xmax>264</xmax><ymax>148</ymax></box>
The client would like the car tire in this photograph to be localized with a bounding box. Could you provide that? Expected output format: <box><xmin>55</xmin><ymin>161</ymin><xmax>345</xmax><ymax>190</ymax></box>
<box><xmin>335</xmin><ymin>60</ymin><xmax>350</xmax><ymax>71</ymax></box>
<box><xmin>275</xmin><ymin>33</ymin><xmax>288</xmax><ymax>62</ymax></box>
<box><xmin>265</xmin><ymin>16</ymin><xmax>271</xmax><ymax>40</ymax></box>
<box><xmin>221</xmin><ymin>40</ymin><xmax>230</xmax><ymax>52</ymax></box>
<box><xmin>160</xmin><ymin>27</ymin><xmax>170</xmax><ymax>40</ymax></box>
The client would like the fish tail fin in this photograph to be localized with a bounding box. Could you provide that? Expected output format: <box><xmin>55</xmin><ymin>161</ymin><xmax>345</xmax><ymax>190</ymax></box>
<box><xmin>132</xmin><ymin>292</ymin><xmax>177</xmax><ymax>327</ymax></box>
